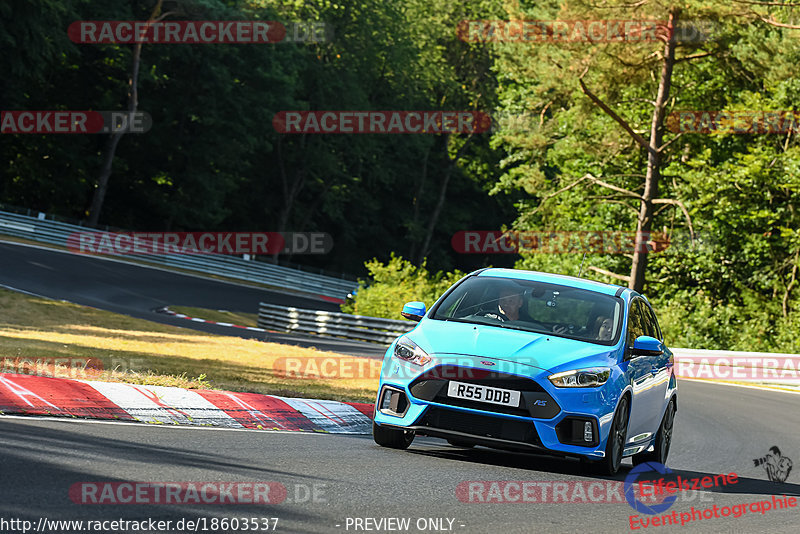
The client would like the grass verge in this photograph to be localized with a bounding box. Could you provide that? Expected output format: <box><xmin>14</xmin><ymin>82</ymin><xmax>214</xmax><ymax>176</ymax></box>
<box><xmin>0</xmin><ymin>288</ymin><xmax>378</xmax><ymax>402</ymax></box>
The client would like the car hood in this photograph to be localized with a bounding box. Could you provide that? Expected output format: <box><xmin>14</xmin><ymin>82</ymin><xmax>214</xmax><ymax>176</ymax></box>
<box><xmin>409</xmin><ymin>319</ymin><xmax>617</xmax><ymax>373</ymax></box>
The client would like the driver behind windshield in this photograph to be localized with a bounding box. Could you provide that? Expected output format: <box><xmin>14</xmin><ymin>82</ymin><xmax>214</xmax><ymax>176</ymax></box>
<box><xmin>485</xmin><ymin>286</ymin><xmax>569</xmax><ymax>335</ymax></box>
<box><xmin>498</xmin><ymin>286</ymin><xmax>524</xmax><ymax>321</ymax></box>
<box><xmin>594</xmin><ymin>315</ymin><xmax>613</xmax><ymax>341</ymax></box>
<box><xmin>487</xmin><ymin>285</ymin><xmax>573</xmax><ymax>336</ymax></box>
<box><xmin>483</xmin><ymin>286</ymin><xmax>523</xmax><ymax>322</ymax></box>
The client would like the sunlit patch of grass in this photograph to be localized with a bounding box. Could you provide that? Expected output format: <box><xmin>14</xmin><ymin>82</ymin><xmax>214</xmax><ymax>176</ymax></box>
<box><xmin>0</xmin><ymin>289</ymin><xmax>378</xmax><ymax>402</ymax></box>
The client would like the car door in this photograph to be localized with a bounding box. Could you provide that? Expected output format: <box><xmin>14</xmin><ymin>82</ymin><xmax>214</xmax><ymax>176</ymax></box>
<box><xmin>624</xmin><ymin>298</ymin><xmax>661</xmax><ymax>441</ymax></box>
<box><xmin>641</xmin><ymin>301</ymin><xmax>671</xmax><ymax>424</ymax></box>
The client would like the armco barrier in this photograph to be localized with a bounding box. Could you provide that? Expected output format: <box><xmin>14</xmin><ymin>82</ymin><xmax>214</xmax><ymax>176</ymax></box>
<box><xmin>258</xmin><ymin>302</ymin><xmax>415</xmax><ymax>344</ymax></box>
<box><xmin>0</xmin><ymin>209</ymin><xmax>357</xmax><ymax>301</ymax></box>
<box><xmin>257</xmin><ymin>305</ymin><xmax>800</xmax><ymax>385</ymax></box>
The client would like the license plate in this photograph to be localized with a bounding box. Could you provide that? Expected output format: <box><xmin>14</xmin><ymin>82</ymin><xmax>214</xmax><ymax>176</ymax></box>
<box><xmin>447</xmin><ymin>381</ymin><xmax>520</xmax><ymax>407</ymax></box>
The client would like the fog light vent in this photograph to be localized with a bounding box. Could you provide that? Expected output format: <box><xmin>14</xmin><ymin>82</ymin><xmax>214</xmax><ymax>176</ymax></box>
<box><xmin>379</xmin><ymin>387</ymin><xmax>409</xmax><ymax>416</ymax></box>
<box><xmin>380</xmin><ymin>389</ymin><xmax>393</xmax><ymax>411</ymax></box>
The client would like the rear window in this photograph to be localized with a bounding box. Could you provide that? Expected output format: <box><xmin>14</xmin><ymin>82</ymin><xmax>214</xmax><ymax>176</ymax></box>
<box><xmin>432</xmin><ymin>276</ymin><xmax>623</xmax><ymax>345</ymax></box>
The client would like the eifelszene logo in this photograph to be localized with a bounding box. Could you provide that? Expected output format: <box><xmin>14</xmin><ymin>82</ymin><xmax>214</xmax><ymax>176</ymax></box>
<box><xmin>624</xmin><ymin>461</ymin><xmax>739</xmax><ymax>515</ymax></box>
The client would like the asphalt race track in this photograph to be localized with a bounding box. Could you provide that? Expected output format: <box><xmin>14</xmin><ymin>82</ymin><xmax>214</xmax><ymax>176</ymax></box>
<box><xmin>0</xmin><ymin>241</ymin><xmax>386</xmax><ymax>357</ymax></box>
<box><xmin>0</xmin><ymin>381</ymin><xmax>798</xmax><ymax>533</ymax></box>
<box><xmin>1</xmin><ymin>239</ymin><xmax>799</xmax><ymax>533</ymax></box>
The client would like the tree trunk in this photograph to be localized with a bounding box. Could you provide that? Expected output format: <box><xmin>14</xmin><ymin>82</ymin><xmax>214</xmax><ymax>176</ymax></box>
<box><xmin>416</xmin><ymin>134</ymin><xmax>473</xmax><ymax>265</ymax></box>
<box><xmin>417</xmin><ymin>160</ymin><xmax>453</xmax><ymax>265</ymax></box>
<box><xmin>628</xmin><ymin>10</ymin><xmax>679</xmax><ymax>292</ymax></box>
<box><xmin>408</xmin><ymin>142</ymin><xmax>432</xmax><ymax>260</ymax></box>
<box><xmin>272</xmin><ymin>135</ymin><xmax>308</xmax><ymax>262</ymax></box>
<box><xmin>87</xmin><ymin>0</ymin><xmax>165</xmax><ymax>226</ymax></box>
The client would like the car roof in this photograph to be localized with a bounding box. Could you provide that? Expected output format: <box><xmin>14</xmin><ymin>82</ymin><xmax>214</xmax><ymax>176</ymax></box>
<box><xmin>475</xmin><ymin>267</ymin><xmax>629</xmax><ymax>297</ymax></box>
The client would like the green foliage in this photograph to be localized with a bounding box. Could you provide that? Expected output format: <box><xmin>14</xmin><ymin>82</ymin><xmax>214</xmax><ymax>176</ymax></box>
<box><xmin>2</xmin><ymin>0</ymin><xmax>800</xmax><ymax>351</ymax></box>
<box><xmin>341</xmin><ymin>254</ymin><xmax>464</xmax><ymax>319</ymax></box>
<box><xmin>0</xmin><ymin>0</ymin><xmax>510</xmax><ymax>274</ymax></box>
<box><xmin>483</xmin><ymin>0</ymin><xmax>800</xmax><ymax>351</ymax></box>
<box><xmin>653</xmin><ymin>288</ymin><xmax>800</xmax><ymax>353</ymax></box>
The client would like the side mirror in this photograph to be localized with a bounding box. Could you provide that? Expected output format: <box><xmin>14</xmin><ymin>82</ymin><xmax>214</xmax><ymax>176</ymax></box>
<box><xmin>629</xmin><ymin>335</ymin><xmax>664</xmax><ymax>357</ymax></box>
<box><xmin>401</xmin><ymin>301</ymin><xmax>426</xmax><ymax>322</ymax></box>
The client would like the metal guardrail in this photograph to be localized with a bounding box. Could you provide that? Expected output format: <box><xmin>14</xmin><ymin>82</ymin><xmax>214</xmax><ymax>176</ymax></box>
<box><xmin>0</xmin><ymin>209</ymin><xmax>358</xmax><ymax>300</ymax></box>
<box><xmin>258</xmin><ymin>302</ymin><xmax>415</xmax><ymax>344</ymax></box>
<box><xmin>258</xmin><ymin>305</ymin><xmax>800</xmax><ymax>382</ymax></box>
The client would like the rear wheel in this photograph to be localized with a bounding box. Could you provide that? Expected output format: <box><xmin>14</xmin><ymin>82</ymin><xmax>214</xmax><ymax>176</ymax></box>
<box><xmin>582</xmin><ymin>396</ymin><xmax>629</xmax><ymax>476</ymax></box>
<box><xmin>632</xmin><ymin>399</ymin><xmax>675</xmax><ymax>467</ymax></box>
<box><xmin>372</xmin><ymin>421</ymin><xmax>415</xmax><ymax>449</ymax></box>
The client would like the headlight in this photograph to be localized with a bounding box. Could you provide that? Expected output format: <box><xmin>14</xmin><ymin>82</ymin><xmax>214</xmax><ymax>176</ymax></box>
<box><xmin>393</xmin><ymin>337</ymin><xmax>431</xmax><ymax>366</ymax></box>
<box><xmin>548</xmin><ymin>367</ymin><xmax>611</xmax><ymax>388</ymax></box>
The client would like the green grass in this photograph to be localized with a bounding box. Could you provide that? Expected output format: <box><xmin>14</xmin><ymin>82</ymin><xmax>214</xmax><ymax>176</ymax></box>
<box><xmin>0</xmin><ymin>288</ymin><xmax>377</xmax><ymax>402</ymax></box>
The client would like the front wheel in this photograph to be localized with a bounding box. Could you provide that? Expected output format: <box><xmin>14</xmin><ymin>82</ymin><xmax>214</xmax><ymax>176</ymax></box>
<box><xmin>583</xmin><ymin>396</ymin><xmax>629</xmax><ymax>476</ymax></box>
<box><xmin>632</xmin><ymin>399</ymin><xmax>675</xmax><ymax>467</ymax></box>
<box><xmin>373</xmin><ymin>421</ymin><xmax>415</xmax><ymax>449</ymax></box>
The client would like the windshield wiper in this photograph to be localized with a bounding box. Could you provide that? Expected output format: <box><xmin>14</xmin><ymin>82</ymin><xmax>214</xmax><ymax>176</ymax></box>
<box><xmin>441</xmin><ymin>317</ymin><xmax>509</xmax><ymax>328</ymax></box>
<box><xmin>441</xmin><ymin>317</ymin><xmax>541</xmax><ymax>333</ymax></box>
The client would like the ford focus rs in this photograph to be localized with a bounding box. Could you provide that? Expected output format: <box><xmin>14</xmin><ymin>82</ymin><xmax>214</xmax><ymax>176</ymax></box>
<box><xmin>372</xmin><ymin>268</ymin><xmax>677</xmax><ymax>475</ymax></box>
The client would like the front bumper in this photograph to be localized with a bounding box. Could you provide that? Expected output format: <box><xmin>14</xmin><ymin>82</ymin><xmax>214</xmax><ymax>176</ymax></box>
<box><xmin>374</xmin><ymin>366</ymin><xmax>620</xmax><ymax>459</ymax></box>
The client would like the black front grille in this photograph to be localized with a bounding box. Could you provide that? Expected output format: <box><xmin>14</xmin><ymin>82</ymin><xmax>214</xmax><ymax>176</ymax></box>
<box><xmin>409</xmin><ymin>366</ymin><xmax>560</xmax><ymax>418</ymax></box>
<box><xmin>414</xmin><ymin>365</ymin><xmax>547</xmax><ymax>391</ymax></box>
<box><xmin>419</xmin><ymin>406</ymin><xmax>540</xmax><ymax>445</ymax></box>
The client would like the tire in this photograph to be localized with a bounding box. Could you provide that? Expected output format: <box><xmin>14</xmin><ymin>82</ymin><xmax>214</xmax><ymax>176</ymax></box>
<box><xmin>583</xmin><ymin>396</ymin><xmax>629</xmax><ymax>476</ymax></box>
<box><xmin>372</xmin><ymin>421</ymin><xmax>415</xmax><ymax>449</ymax></box>
<box><xmin>447</xmin><ymin>439</ymin><xmax>475</xmax><ymax>448</ymax></box>
<box><xmin>632</xmin><ymin>399</ymin><xmax>675</xmax><ymax>467</ymax></box>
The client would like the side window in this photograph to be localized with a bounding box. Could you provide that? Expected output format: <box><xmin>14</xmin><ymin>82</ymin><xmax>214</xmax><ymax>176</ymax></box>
<box><xmin>626</xmin><ymin>299</ymin><xmax>645</xmax><ymax>346</ymax></box>
<box><xmin>643</xmin><ymin>304</ymin><xmax>662</xmax><ymax>341</ymax></box>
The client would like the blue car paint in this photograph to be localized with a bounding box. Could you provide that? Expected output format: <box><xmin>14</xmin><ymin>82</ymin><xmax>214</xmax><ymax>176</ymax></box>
<box><xmin>373</xmin><ymin>268</ymin><xmax>678</xmax><ymax>460</ymax></box>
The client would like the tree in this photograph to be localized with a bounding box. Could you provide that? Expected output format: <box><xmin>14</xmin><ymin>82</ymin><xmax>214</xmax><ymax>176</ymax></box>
<box><xmin>87</xmin><ymin>0</ymin><xmax>174</xmax><ymax>225</ymax></box>
<box><xmin>490</xmin><ymin>1</ymin><xmax>759</xmax><ymax>291</ymax></box>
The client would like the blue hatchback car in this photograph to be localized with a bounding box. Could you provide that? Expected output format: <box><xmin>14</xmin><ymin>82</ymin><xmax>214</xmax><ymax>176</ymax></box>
<box><xmin>373</xmin><ymin>268</ymin><xmax>677</xmax><ymax>475</ymax></box>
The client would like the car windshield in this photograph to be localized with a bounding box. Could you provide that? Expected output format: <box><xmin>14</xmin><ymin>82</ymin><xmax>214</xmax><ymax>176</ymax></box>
<box><xmin>431</xmin><ymin>276</ymin><xmax>623</xmax><ymax>345</ymax></box>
